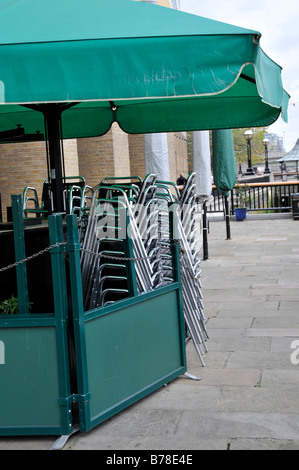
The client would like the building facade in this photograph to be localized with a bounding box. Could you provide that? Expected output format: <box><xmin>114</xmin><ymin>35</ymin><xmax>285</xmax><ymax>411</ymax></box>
<box><xmin>264</xmin><ymin>132</ymin><xmax>286</xmax><ymax>164</ymax></box>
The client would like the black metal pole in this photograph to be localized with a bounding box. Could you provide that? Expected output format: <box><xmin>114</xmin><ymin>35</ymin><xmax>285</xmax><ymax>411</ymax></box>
<box><xmin>202</xmin><ymin>201</ymin><xmax>208</xmax><ymax>260</ymax></box>
<box><xmin>246</xmin><ymin>139</ymin><xmax>254</xmax><ymax>175</ymax></box>
<box><xmin>224</xmin><ymin>195</ymin><xmax>231</xmax><ymax>240</ymax></box>
<box><xmin>43</xmin><ymin>104</ymin><xmax>64</xmax><ymax>214</ymax></box>
<box><xmin>264</xmin><ymin>145</ymin><xmax>271</xmax><ymax>174</ymax></box>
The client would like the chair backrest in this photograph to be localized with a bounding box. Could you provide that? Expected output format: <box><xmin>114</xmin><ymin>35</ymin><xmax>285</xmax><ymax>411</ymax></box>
<box><xmin>42</xmin><ymin>176</ymin><xmax>86</xmax><ymax>213</ymax></box>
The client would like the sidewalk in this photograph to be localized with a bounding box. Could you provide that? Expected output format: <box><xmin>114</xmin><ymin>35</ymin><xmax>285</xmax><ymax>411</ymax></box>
<box><xmin>1</xmin><ymin>216</ymin><xmax>299</xmax><ymax>450</ymax></box>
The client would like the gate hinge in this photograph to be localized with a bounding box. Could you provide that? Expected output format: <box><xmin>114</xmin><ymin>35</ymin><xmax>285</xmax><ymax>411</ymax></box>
<box><xmin>59</xmin><ymin>392</ymin><xmax>91</xmax><ymax>406</ymax></box>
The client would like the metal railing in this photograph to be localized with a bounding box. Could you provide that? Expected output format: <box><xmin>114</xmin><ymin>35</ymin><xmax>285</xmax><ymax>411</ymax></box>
<box><xmin>208</xmin><ymin>181</ymin><xmax>299</xmax><ymax>216</ymax></box>
<box><xmin>273</xmin><ymin>172</ymin><xmax>299</xmax><ymax>182</ymax></box>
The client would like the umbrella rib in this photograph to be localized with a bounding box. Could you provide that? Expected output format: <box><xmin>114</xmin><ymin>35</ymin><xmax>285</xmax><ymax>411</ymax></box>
<box><xmin>240</xmin><ymin>73</ymin><xmax>256</xmax><ymax>85</ymax></box>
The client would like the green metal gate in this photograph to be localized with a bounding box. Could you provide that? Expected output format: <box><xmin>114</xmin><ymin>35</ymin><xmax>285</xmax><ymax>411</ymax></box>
<box><xmin>0</xmin><ymin>200</ymin><xmax>73</xmax><ymax>435</ymax></box>
<box><xmin>0</xmin><ymin>197</ymin><xmax>186</xmax><ymax>436</ymax></box>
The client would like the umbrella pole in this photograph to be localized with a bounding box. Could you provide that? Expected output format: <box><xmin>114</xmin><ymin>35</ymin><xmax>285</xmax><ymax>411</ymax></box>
<box><xmin>202</xmin><ymin>201</ymin><xmax>209</xmax><ymax>260</ymax></box>
<box><xmin>224</xmin><ymin>194</ymin><xmax>231</xmax><ymax>240</ymax></box>
<box><xmin>43</xmin><ymin>104</ymin><xmax>64</xmax><ymax>214</ymax></box>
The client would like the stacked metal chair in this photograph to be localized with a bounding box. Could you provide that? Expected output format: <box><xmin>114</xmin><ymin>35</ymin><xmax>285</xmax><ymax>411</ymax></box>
<box><xmin>81</xmin><ymin>176</ymin><xmax>154</xmax><ymax>310</ymax></box>
<box><xmin>81</xmin><ymin>195</ymin><xmax>129</xmax><ymax>310</ymax></box>
<box><xmin>154</xmin><ymin>173</ymin><xmax>208</xmax><ymax>365</ymax></box>
<box><xmin>177</xmin><ymin>173</ymin><xmax>208</xmax><ymax>366</ymax></box>
<box><xmin>80</xmin><ymin>173</ymin><xmax>208</xmax><ymax>365</ymax></box>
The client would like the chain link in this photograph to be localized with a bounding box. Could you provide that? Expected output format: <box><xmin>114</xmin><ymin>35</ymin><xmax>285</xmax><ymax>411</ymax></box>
<box><xmin>0</xmin><ymin>241</ymin><xmax>185</xmax><ymax>271</ymax></box>
<box><xmin>0</xmin><ymin>241</ymin><xmax>154</xmax><ymax>271</ymax></box>
<box><xmin>180</xmin><ymin>253</ymin><xmax>201</xmax><ymax>284</ymax></box>
<box><xmin>0</xmin><ymin>241</ymin><xmax>202</xmax><ymax>301</ymax></box>
<box><xmin>80</xmin><ymin>247</ymin><xmax>153</xmax><ymax>262</ymax></box>
<box><xmin>0</xmin><ymin>242</ymin><xmax>67</xmax><ymax>272</ymax></box>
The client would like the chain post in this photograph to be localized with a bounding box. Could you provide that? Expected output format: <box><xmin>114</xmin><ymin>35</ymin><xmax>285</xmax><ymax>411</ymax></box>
<box><xmin>11</xmin><ymin>194</ymin><xmax>29</xmax><ymax>314</ymax></box>
<box><xmin>66</xmin><ymin>214</ymin><xmax>91</xmax><ymax>432</ymax></box>
<box><xmin>48</xmin><ymin>213</ymin><xmax>74</xmax><ymax>435</ymax></box>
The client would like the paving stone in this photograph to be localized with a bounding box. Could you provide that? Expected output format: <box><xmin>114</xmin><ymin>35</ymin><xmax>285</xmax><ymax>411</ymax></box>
<box><xmin>207</xmin><ymin>336</ymin><xmax>271</xmax><ymax>353</ymax></box>
<box><xmin>270</xmin><ymin>336</ymin><xmax>299</xmax><ymax>352</ymax></box>
<box><xmin>0</xmin><ymin>436</ymin><xmax>56</xmax><ymax>451</ymax></box>
<box><xmin>252</xmin><ymin>316</ymin><xmax>299</xmax><ymax>329</ymax></box>
<box><xmin>228</xmin><ymin>438</ymin><xmax>299</xmax><ymax>450</ymax></box>
<box><xmin>245</xmin><ymin>328</ymin><xmax>299</xmax><ymax>337</ymax></box>
<box><xmin>261</xmin><ymin>369</ymin><xmax>299</xmax><ymax>386</ymax></box>
<box><xmin>206</xmin><ymin>316</ymin><xmax>253</xmax><ymax>329</ymax></box>
<box><xmin>189</xmin><ymin>368</ymin><xmax>262</xmax><ymax>387</ymax></box>
<box><xmin>215</xmin><ymin>385</ymin><xmax>299</xmax><ymax>414</ymax></box>
<box><xmin>226</xmin><ymin>350</ymin><xmax>296</xmax><ymax>370</ymax></box>
<box><xmin>176</xmin><ymin>411</ymin><xmax>299</xmax><ymax>440</ymax></box>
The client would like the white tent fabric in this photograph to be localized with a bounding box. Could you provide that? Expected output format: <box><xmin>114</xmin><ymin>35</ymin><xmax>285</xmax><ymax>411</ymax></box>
<box><xmin>144</xmin><ymin>133</ymin><xmax>170</xmax><ymax>180</ymax></box>
<box><xmin>192</xmin><ymin>131</ymin><xmax>212</xmax><ymax>201</ymax></box>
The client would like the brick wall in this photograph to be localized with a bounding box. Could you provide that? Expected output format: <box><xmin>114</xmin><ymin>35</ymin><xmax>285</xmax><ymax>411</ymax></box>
<box><xmin>129</xmin><ymin>134</ymin><xmax>145</xmax><ymax>178</ymax></box>
<box><xmin>77</xmin><ymin>133</ymin><xmax>114</xmax><ymax>188</ymax></box>
<box><xmin>77</xmin><ymin>123</ymin><xmax>131</xmax><ymax>187</ymax></box>
<box><xmin>112</xmin><ymin>123</ymin><xmax>131</xmax><ymax>177</ymax></box>
<box><xmin>0</xmin><ymin>139</ymin><xmax>78</xmax><ymax>222</ymax></box>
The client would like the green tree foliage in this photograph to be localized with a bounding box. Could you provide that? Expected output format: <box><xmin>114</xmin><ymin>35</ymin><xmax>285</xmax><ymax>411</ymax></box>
<box><xmin>233</xmin><ymin>127</ymin><xmax>268</xmax><ymax>167</ymax></box>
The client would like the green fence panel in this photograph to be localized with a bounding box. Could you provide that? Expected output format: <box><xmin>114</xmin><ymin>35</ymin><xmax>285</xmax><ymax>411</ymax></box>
<box><xmin>0</xmin><ymin>325</ymin><xmax>62</xmax><ymax>434</ymax></box>
<box><xmin>66</xmin><ymin>214</ymin><xmax>186</xmax><ymax>433</ymax></box>
<box><xmin>85</xmin><ymin>287</ymin><xmax>186</xmax><ymax>429</ymax></box>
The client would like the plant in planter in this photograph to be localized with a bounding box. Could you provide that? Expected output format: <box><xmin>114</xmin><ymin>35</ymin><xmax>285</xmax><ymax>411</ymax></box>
<box><xmin>0</xmin><ymin>296</ymin><xmax>19</xmax><ymax>315</ymax></box>
<box><xmin>234</xmin><ymin>184</ymin><xmax>250</xmax><ymax>221</ymax></box>
<box><xmin>0</xmin><ymin>296</ymin><xmax>32</xmax><ymax>315</ymax></box>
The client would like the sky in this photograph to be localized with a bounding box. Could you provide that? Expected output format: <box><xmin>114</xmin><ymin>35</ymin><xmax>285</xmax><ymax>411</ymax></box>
<box><xmin>179</xmin><ymin>0</ymin><xmax>299</xmax><ymax>152</ymax></box>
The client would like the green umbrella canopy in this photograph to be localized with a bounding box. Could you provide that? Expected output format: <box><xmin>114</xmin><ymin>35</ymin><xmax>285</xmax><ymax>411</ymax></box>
<box><xmin>212</xmin><ymin>129</ymin><xmax>237</xmax><ymax>196</ymax></box>
<box><xmin>0</xmin><ymin>0</ymin><xmax>290</xmax><ymax>138</ymax></box>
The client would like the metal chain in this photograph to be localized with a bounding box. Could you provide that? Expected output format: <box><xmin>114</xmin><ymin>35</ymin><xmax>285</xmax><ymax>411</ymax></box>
<box><xmin>0</xmin><ymin>241</ymin><xmax>154</xmax><ymax>272</ymax></box>
<box><xmin>0</xmin><ymin>242</ymin><xmax>67</xmax><ymax>272</ymax></box>
<box><xmin>80</xmin><ymin>240</ymin><xmax>181</xmax><ymax>262</ymax></box>
<box><xmin>80</xmin><ymin>247</ymin><xmax>155</xmax><ymax>262</ymax></box>
<box><xmin>0</xmin><ymin>240</ymin><xmax>186</xmax><ymax>271</ymax></box>
<box><xmin>179</xmin><ymin>249</ymin><xmax>202</xmax><ymax>293</ymax></box>
<box><xmin>180</xmin><ymin>254</ymin><xmax>200</xmax><ymax>281</ymax></box>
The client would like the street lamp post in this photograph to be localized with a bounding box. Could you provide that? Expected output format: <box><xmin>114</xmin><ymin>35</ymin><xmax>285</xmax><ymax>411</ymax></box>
<box><xmin>244</xmin><ymin>130</ymin><xmax>254</xmax><ymax>175</ymax></box>
<box><xmin>263</xmin><ymin>138</ymin><xmax>271</xmax><ymax>174</ymax></box>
